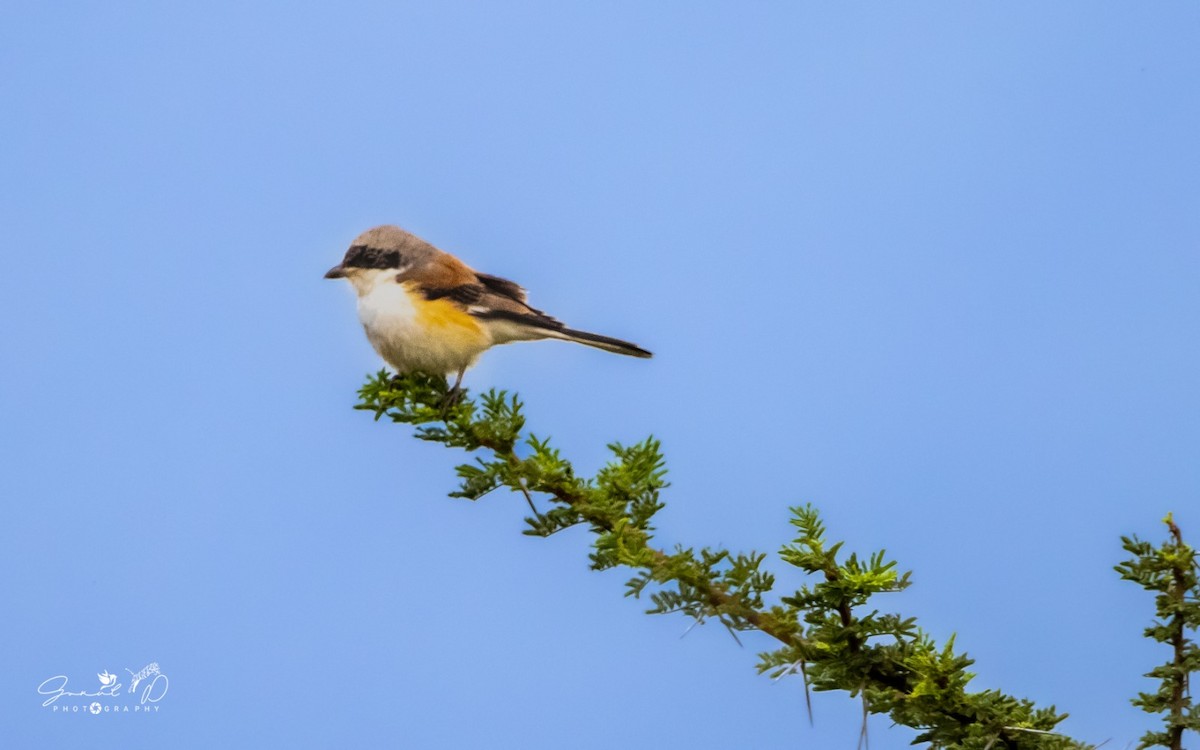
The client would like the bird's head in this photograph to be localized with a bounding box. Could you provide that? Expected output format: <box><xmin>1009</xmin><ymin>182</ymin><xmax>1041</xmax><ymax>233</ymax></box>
<box><xmin>324</xmin><ymin>225</ymin><xmax>437</xmax><ymax>294</ymax></box>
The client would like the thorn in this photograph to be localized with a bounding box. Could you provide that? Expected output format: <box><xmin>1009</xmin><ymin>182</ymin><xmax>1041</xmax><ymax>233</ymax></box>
<box><xmin>800</xmin><ymin>660</ymin><xmax>813</xmax><ymax>726</ymax></box>
<box><xmin>722</xmin><ymin>621</ymin><xmax>744</xmax><ymax>648</ymax></box>
<box><xmin>770</xmin><ymin>661</ymin><xmax>802</xmax><ymax>682</ymax></box>
<box><xmin>770</xmin><ymin>658</ymin><xmax>814</xmax><ymax>724</ymax></box>
<box><xmin>857</xmin><ymin>692</ymin><xmax>869</xmax><ymax>750</ymax></box>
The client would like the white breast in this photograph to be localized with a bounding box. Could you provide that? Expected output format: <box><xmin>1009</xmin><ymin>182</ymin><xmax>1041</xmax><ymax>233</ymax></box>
<box><xmin>356</xmin><ymin>275</ymin><xmax>418</xmax><ymax>339</ymax></box>
<box><xmin>353</xmin><ymin>271</ymin><xmax>486</xmax><ymax>375</ymax></box>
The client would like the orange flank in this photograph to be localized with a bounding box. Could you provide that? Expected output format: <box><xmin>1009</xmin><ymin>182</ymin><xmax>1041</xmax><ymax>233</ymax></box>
<box><xmin>412</xmin><ymin>293</ymin><xmax>489</xmax><ymax>348</ymax></box>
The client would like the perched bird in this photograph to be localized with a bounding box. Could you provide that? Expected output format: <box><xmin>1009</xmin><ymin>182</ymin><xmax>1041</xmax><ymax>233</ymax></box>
<box><xmin>325</xmin><ymin>225</ymin><xmax>652</xmax><ymax>391</ymax></box>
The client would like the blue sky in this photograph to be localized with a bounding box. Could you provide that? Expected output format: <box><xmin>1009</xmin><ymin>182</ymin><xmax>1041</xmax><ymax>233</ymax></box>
<box><xmin>2</xmin><ymin>2</ymin><xmax>1198</xmax><ymax>747</ymax></box>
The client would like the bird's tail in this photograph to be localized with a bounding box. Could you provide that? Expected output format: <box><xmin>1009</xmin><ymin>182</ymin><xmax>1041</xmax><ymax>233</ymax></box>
<box><xmin>552</xmin><ymin>327</ymin><xmax>653</xmax><ymax>358</ymax></box>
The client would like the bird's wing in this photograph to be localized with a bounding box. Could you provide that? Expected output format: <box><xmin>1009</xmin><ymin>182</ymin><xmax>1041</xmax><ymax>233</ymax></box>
<box><xmin>475</xmin><ymin>273</ymin><xmax>528</xmax><ymax>303</ymax></box>
<box><xmin>417</xmin><ymin>260</ymin><xmax>652</xmax><ymax>357</ymax></box>
<box><xmin>468</xmin><ymin>272</ymin><xmax>565</xmax><ymax>332</ymax></box>
<box><xmin>420</xmin><ymin>265</ymin><xmax>565</xmax><ymax>335</ymax></box>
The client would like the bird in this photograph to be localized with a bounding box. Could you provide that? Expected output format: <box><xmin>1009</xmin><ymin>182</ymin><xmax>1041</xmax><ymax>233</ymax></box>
<box><xmin>325</xmin><ymin>225</ymin><xmax>652</xmax><ymax>393</ymax></box>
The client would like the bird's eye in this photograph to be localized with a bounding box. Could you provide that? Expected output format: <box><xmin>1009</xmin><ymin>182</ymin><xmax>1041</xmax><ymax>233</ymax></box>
<box><xmin>344</xmin><ymin>244</ymin><xmax>369</xmax><ymax>267</ymax></box>
<box><xmin>344</xmin><ymin>245</ymin><xmax>402</xmax><ymax>269</ymax></box>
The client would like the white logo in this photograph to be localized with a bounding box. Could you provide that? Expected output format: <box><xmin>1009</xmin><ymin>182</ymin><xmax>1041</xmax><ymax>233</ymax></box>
<box><xmin>37</xmin><ymin>662</ymin><xmax>169</xmax><ymax>714</ymax></box>
<box><xmin>125</xmin><ymin>663</ymin><xmax>160</xmax><ymax>694</ymax></box>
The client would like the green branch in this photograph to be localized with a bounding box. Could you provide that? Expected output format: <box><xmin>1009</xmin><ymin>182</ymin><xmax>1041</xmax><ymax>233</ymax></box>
<box><xmin>356</xmin><ymin>371</ymin><xmax>1088</xmax><ymax>749</ymax></box>
<box><xmin>1116</xmin><ymin>514</ymin><xmax>1200</xmax><ymax>750</ymax></box>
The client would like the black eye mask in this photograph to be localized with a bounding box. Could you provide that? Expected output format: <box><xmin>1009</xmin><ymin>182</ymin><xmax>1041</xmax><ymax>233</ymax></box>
<box><xmin>343</xmin><ymin>245</ymin><xmax>402</xmax><ymax>269</ymax></box>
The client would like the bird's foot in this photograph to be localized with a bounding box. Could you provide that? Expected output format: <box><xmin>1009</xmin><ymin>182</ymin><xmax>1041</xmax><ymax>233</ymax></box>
<box><xmin>438</xmin><ymin>384</ymin><xmax>465</xmax><ymax>419</ymax></box>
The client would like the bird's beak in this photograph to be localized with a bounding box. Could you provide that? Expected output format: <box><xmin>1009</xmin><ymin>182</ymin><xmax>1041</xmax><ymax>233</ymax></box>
<box><xmin>324</xmin><ymin>264</ymin><xmax>346</xmax><ymax>279</ymax></box>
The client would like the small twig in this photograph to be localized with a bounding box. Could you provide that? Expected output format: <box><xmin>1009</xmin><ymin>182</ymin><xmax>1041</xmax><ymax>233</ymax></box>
<box><xmin>515</xmin><ymin>479</ymin><xmax>541</xmax><ymax>518</ymax></box>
